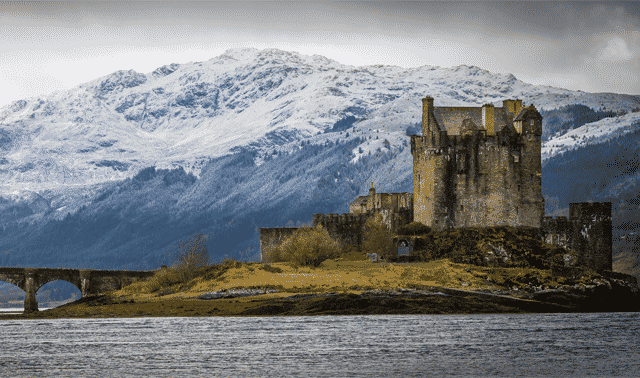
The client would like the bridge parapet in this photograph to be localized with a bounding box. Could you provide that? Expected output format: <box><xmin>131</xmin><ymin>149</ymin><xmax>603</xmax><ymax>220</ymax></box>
<box><xmin>0</xmin><ymin>267</ymin><xmax>154</xmax><ymax>313</ymax></box>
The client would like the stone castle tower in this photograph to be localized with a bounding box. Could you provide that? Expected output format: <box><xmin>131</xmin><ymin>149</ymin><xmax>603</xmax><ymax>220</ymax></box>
<box><xmin>410</xmin><ymin>96</ymin><xmax>544</xmax><ymax>230</ymax></box>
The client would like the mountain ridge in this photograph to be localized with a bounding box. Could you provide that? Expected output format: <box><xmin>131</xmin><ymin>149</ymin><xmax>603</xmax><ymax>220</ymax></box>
<box><xmin>2</xmin><ymin>47</ymin><xmax>639</xmax><ymax>195</ymax></box>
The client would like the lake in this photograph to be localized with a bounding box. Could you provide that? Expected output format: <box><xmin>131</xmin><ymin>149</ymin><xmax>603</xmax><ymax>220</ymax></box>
<box><xmin>1</xmin><ymin>312</ymin><xmax>638</xmax><ymax>377</ymax></box>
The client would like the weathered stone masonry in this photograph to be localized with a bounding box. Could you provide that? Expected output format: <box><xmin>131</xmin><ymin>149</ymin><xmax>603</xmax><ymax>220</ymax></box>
<box><xmin>542</xmin><ymin>202</ymin><xmax>613</xmax><ymax>273</ymax></box>
<box><xmin>411</xmin><ymin>97</ymin><xmax>544</xmax><ymax>230</ymax></box>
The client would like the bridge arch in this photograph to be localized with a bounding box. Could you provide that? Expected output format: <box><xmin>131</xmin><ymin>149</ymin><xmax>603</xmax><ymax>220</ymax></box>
<box><xmin>36</xmin><ymin>280</ymin><xmax>82</xmax><ymax>307</ymax></box>
<box><xmin>0</xmin><ymin>270</ymin><xmax>27</xmax><ymax>292</ymax></box>
<box><xmin>32</xmin><ymin>273</ymin><xmax>83</xmax><ymax>294</ymax></box>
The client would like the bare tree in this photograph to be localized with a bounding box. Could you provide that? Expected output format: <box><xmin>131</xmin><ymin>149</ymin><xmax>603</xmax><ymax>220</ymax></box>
<box><xmin>174</xmin><ymin>233</ymin><xmax>210</xmax><ymax>280</ymax></box>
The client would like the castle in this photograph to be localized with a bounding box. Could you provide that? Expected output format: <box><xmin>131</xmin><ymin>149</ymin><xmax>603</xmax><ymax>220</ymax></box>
<box><xmin>260</xmin><ymin>96</ymin><xmax>612</xmax><ymax>272</ymax></box>
<box><xmin>411</xmin><ymin>97</ymin><xmax>544</xmax><ymax>230</ymax></box>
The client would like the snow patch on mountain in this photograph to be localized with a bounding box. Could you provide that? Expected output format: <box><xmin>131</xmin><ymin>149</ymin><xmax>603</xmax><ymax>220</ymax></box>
<box><xmin>542</xmin><ymin>111</ymin><xmax>640</xmax><ymax>162</ymax></box>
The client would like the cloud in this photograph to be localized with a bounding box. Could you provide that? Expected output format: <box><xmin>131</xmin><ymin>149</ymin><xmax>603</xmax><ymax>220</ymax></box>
<box><xmin>598</xmin><ymin>37</ymin><xmax>634</xmax><ymax>61</ymax></box>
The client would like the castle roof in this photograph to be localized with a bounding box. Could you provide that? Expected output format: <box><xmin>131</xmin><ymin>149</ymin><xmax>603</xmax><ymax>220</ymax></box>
<box><xmin>460</xmin><ymin>118</ymin><xmax>480</xmax><ymax>136</ymax></box>
<box><xmin>514</xmin><ymin>105</ymin><xmax>542</xmax><ymax>121</ymax></box>
<box><xmin>350</xmin><ymin>196</ymin><xmax>368</xmax><ymax>206</ymax></box>
<box><xmin>433</xmin><ymin>107</ymin><xmax>512</xmax><ymax>135</ymax></box>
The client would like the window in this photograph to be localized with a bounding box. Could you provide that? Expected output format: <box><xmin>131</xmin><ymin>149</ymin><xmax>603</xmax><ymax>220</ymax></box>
<box><xmin>530</xmin><ymin>119</ymin><xmax>534</xmax><ymax>126</ymax></box>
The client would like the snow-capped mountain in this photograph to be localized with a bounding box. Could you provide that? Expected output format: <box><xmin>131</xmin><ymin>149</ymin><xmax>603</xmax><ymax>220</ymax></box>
<box><xmin>1</xmin><ymin>47</ymin><xmax>639</xmax><ymax>278</ymax></box>
<box><xmin>2</xmin><ymin>47</ymin><xmax>640</xmax><ymax>195</ymax></box>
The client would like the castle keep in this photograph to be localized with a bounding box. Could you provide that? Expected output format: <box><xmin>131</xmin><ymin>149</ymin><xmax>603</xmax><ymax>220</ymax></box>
<box><xmin>260</xmin><ymin>95</ymin><xmax>612</xmax><ymax>272</ymax></box>
<box><xmin>411</xmin><ymin>97</ymin><xmax>544</xmax><ymax>230</ymax></box>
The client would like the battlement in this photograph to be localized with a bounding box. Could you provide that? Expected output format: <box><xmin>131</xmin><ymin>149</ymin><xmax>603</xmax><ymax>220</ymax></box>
<box><xmin>312</xmin><ymin>213</ymin><xmax>368</xmax><ymax>225</ymax></box>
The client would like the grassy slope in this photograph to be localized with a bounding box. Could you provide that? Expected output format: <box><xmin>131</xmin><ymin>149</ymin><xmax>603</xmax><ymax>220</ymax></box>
<box><xmin>8</xmin><ymin>256</ymin><xmax>636</xmax><ymax>319</ymax></box>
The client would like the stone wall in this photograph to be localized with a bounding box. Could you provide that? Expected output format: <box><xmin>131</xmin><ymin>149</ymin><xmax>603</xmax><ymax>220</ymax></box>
<box><xmin>312</xmin><ymin>213</ymin><xmax>368</xmax><ymax>248</ymax></box>
<box><xmin>259</xmin><ymin>227</ymin><xmax>300</xmax><ymax>262</ymax></box>
<box><xmin>411</xmin><ymin>129</ymin><xmax>543</xmax><ymax>230</ymax></box>
<box><xmin>542</xmin><ymin>202</ymin><xmax>612</xmax><ymax>273</ymax></box>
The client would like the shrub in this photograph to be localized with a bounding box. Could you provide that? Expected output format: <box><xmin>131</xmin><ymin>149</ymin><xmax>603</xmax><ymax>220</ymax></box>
<box><xmin>363</xmin><ymin>213</ymin><xmax>394</xmax><ymax>258</ymax></box>
<box><xmin>263</xmin><ymin>225</ymin><xmax>340</xmax><ymax>267</ymax></box>
<box><xmin>396</xmin><ymin>222</ymin><xmax>431</xmax><ymax>236</ymax></box>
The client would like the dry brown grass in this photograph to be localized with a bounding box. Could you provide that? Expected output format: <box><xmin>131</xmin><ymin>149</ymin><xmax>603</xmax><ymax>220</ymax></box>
<box><xmin>116</xmin><ymin>257</ymin><xmax>550</xmax><ymax>303</ymax></box>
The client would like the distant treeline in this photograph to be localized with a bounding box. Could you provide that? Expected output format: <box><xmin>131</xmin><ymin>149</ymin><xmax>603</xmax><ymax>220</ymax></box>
<box><xmin>539</xmin><ymin>104</ymin><xmax>628</xmax><ymax>141</ymax></box>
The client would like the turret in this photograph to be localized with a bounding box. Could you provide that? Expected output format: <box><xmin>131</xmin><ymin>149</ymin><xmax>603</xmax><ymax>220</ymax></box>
<box><xmin>420</xmin><ymin>96</ymin><xmax>442</xmax><ymax>146</ymax></box>
<box><xmin>514</xmin><ymin>105</ymin><xmax>542</xmax><ymax>135</ymax></box>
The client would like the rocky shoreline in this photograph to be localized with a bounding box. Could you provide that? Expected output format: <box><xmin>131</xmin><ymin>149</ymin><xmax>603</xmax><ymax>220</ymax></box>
<box><xmin>4</xmin><ymin>281</ymin><xmax>638</xmax><ymax>320</ymax></box>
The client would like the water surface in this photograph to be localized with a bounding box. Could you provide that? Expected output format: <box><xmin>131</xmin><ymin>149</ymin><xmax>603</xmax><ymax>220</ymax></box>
<box><xmin>1</xmin><ymin>313</ymin><xmax>638</xmax><ymax>377</ymax></box>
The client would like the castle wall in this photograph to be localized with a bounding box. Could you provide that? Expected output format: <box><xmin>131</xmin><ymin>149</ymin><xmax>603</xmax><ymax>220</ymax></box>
<box><xmin>411</xmin><ymin>136</ymin><xmax>452</xmax><ymax>228</ymax></box>
<box><xmin>259</xmin><ymin>228</ymin><xmax>300</xmax><ymax>262</ymax></box>
<box><xmin>312</xmin><ymin>213</ymin><xmax>368</xmax><ymax>248</ymax></box>
<box><xmin>311</xmin><ymin>209</ymin><xmax>413</xmax><ymax>251</ymax></box>
<box><xmin>569</xmin><ymin>202</ymin><xmax>612</xmax><ymax>273</ymax></box>
<box><xmin>541</xmin><ymin>202</ymin><xmax>612</xmax><ymax>273</ymax></box>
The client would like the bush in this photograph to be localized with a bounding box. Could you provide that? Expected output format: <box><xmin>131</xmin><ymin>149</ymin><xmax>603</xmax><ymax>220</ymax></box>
<box><xmin>396</xmin><ymin>222</ymin><xmax>431</xmax><ymax>236</ymax></box>
<box><xmin>259</xmin><ymin>264</ymin><xmax>283</xmax><ymax>273</ymax></box>
<box><xmin>263</xmin><ymin>225</ymin><xmax>340</xmax><ymax>267</ymax></box>
<box><xmin>363</xmin><ymin>213</ymin><xmax>394</xmax><ymax>258</ymax></box>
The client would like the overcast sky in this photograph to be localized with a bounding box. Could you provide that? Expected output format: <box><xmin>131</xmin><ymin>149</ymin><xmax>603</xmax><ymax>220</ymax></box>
<box><xmin>1</xmin><ymin>1</ymin><xmax>638</xmax><ymax>107</ymax></box>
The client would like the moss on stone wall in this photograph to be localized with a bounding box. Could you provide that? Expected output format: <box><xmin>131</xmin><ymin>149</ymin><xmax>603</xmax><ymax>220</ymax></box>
<box><xmin>402</xmin><ymin>226</ymin><xmax>572</xmax><ymax>269</ymax></box>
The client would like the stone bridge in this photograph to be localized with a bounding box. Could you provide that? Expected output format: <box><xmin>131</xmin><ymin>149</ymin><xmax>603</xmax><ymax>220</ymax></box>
<box><xmin>0</xmin><ymin>267</ymin><xmax>154</xmax><ymax>313</ymax></box>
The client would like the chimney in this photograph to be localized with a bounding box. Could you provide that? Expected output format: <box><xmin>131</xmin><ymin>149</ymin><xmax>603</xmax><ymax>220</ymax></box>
<box><xmin>503</xmin><ymin>99</ymin><xmax>515</xmax><ymax>114</ymax></box>
<box><xmin>369</xmin><ymin>182</ymin><xmax>376</xmax><ymax>211</ymax></box>
<box><xmin>514</xmin><ymin>100</ymin><xmax>523</xmax><ymax>116</ymax></box>
<box><xmin>503</xmin><ymin>99</ymin><xmax>524</xmax><ymax>117</ymax></box>
<box><xmin>421</xmin><ymin>96</ymin><xmax>434</xmax><ymax>135</ymax></box>
<box><xmin>482</xmin><ymin>103</ymin><xmax>495</xmax><ymax>136</ymax></box>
